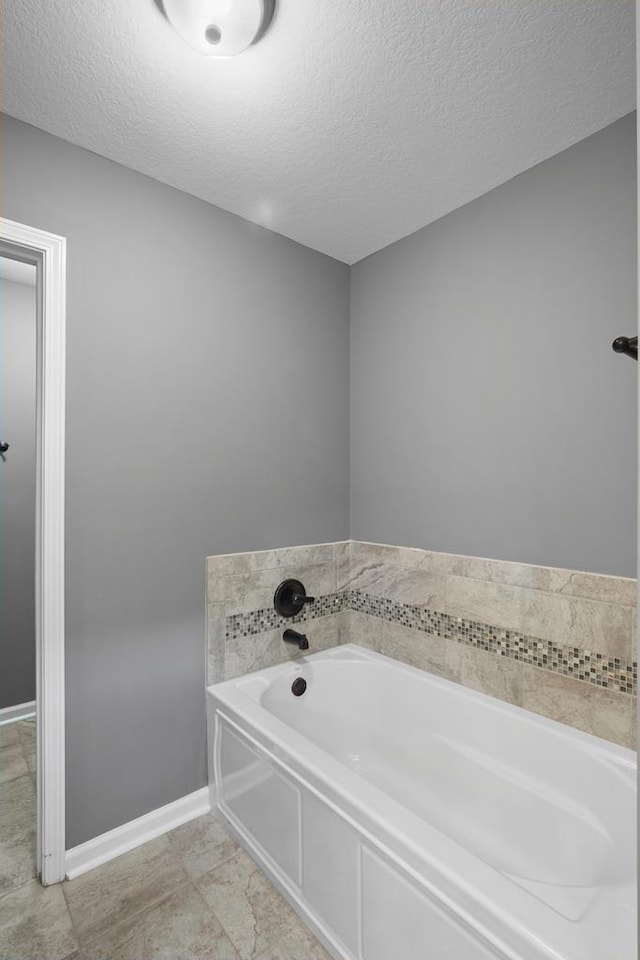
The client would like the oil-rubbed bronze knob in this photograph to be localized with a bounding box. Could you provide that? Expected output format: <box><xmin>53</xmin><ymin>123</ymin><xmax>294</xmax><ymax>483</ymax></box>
<box><xmin>274</xmin><ymin>579</ymin><xmax>315</xmax><ymax>617</ymax></box>
<box><xmin>0</xmin><ymin>442</ymin><xmax>9</xmax><ymax>454</ymax></box>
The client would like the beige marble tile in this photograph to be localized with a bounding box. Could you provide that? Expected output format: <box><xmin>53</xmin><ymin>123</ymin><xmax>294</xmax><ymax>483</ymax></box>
<box><xmin>443</xmin><ymin>576</ymin><xmax>529</xmax><ymax>628</ymax></box>
<box><xmin>334</xmin><ymin>609</ymin><xmax>352</xmax><ymax>645</ymax></box>
<box><xmin>334</xmin><ymin>541</ymin><xmax>351</xmax><ymax>593</ymax></box>
<box><xmin>628</xmin><ymin>714</ymin><xmax>637</xmax><ymax>752</ymax></box>
<box><xmin>346</xmin><ymin>561</ymin><xmax>448</xmax><ymax>612</ymax></box>
<box><xmin>306</xmin><ymin>615</ymin><xmax>341</xmax><ymax>653</ymax></box>
<box><xmin>460</xmin><ymin>556</ymin><xmax>637</xmax><ymax>606</ymax></box>
<box><xmin>208</xmin><ymin>563</ymin><xmax>336</xmax><ymax>612</ymax></box>
<box><xmin>399</xmin><ymin>548</ymin><xmax>465</xmax><ymax>577</ymax></box>
<box><xmin>383</xmin><ymin>566</ymin><xmax>448</xmax><ymax>609</ymax></box>
<box><xmin>63</xmin><ymin>835</ymin><xmax>190</xmax><ymax>948</ymax></box>
<box><xmin>349</xmin><ymin>544</ymin><xmax>635</xmax><ymax>632</ymax></box>
<box><xmin>207</xmin><ymin>652</ymin><xmax>221</xmax><ymax>689</ymax></box>
<box><xmin>332</xmin><ymin>541</ymin><xmax>350</xmax><ymax>557</ymax></box>
<box><xmin>551</xmin><ymin>570</ymin><xmax>636</xmax><ymax>606</ymax></box>
<box><xmin>225</xmin><ymin>616</ymin><xmax>338</xmax><ymax>681</ymax></box>
<box><xmin>248</xmin><ymin>543</ymin><xmax>337</xmax><ymax>569</ymax></box>
<box><xmin>255</xmin><ymin>916</ymin><xmax>333</xmax><ymax>960</ymax></box>
<box><xmin>444</xmin><ymin>642</ymin><xmax>522</xmax><ymax>706</ymax></box>
<box><xmin>168</xmin><ymin>812</ymin><xmax>238</xmax><ymax>880</ymax></box>
<box><xmin>462</xmin><ymin>556</ymin><xmax>558</xmax><ymax>592</ymax></box>
<box><xmin>79</xmin><ymin>882</ymin><xmax>240</xmax><ymax>960</ymax></box>
<box><xmin>344</xmin><ymin>543</ymin><xmax>468</xmax><ymax>612</ymax></box>
<box><xmin>197</xmin><ymin>849</ymin><xmax>298</xmax><ymax>960</ymax></box>
<box><xmin>207</xmin><ymin>603</ymin><xmax>227</xmax><ymax>685</ymax></box>
<box><xmin>444</xmin><ymin>577</ymin><xmax>633</xmax><ymax>660</ymax></box>
<box><xmin>348</xmin><ymin>541</ymin><xmax>419</xmax><ymax>566</ymax></box>
<box><xmin>378</xmin><ymin>622</ymin><xmax>453</xmax><ymax>681</ymax></box>
<box><xmin>341</xmin><ymin>612</ymin><xmax>382</xmax><ymax>653</ymax></box>
<box><xmin>0</xmin><ymin>880</ymin><xmax>78</xmax><ymax>960</ymax></box>
<box><xmin>207</xmin><ymin>544</ymin><xmax>337</xmax><ymax>588</ymax></box>
<box><xmin>225</xmin><ymin>629</ymin><xmax>282</xmax><ymax>680</ymax></box>
<box><xmin>516</xmin><ymin>664</ymin><xmax>636</xmax><ymax>749</ymax></box>
<box><xmin>350</xmin><ymin>541</ymin><xmax>464</xmax><ymax>576</ymax></box>
<box><xmin>0</xmin><ymin>740</ymin><xmax>30</xmax><ymax>784</ymax></box>
<box><xmin>339</xmin><ymin>553</ymin><xmax>388</xmax><ymax>595</ymax></box>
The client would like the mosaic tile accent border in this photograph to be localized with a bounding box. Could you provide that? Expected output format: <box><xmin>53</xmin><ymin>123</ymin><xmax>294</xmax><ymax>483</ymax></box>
<box><xmin>349</xmin><ymin>591</ymin><xmax>637</xmax><ymax>696</ymax></box>
<box><xmin>225</xmin><ymin>590</ymin><xmax>637</xmax><ymax>696</ymax></box>
<box><xmin>225</xmin><ymin>591</ymin><xmax>348</xmax><ymax>640</ymax></box>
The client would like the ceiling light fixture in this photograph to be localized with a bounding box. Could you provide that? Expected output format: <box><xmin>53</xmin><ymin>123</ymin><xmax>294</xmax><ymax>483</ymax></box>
<box><xmin>162</xmin><ymin>0</ymin><xmax>275</xmax><ymax>57</ymax></box>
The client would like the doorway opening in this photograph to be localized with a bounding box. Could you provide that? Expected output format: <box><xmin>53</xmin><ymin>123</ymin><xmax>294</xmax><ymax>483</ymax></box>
<box><xmin>0</xmin><ymin>218</ymin><xmax>66</xmax><ymax>886</ymax></box>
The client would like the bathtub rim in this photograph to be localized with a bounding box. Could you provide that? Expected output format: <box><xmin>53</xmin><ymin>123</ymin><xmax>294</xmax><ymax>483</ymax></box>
<box><xmin>232</xmin><ymin>643</ymin><xmax>636</xmax><ymax>763</ymax></box>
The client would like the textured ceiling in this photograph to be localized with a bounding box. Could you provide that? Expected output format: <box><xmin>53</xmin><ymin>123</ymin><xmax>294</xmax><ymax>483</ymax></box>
<box><xmin>2</xmin><ymin>0</ymin><xmax>635</xmax><ymax>263</ymax></box>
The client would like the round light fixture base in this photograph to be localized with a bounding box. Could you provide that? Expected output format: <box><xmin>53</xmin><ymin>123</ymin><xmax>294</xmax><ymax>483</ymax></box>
<box><xmin>162</xmin><ymin>0</ymin><xmax>275</xmax><ymax>57</ymax></box>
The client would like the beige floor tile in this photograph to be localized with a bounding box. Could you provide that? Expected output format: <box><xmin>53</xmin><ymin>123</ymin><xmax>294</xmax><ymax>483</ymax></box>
<box><xmin>63</xmin><ymin>835</ymin><xmax>190</xmax><ymax>948</ymax></box>
<box><xmin>0</xmin><ymin>769</ymin><xmax>36</xmax><ymax>826</ymax></box>
<box><xmin>0</xmin><ymin>879</ymin><xmax>78</xmax><ymax>960</ymax></box>
<box><xmin>17</xmin><ymin>719</ymin><xmax>37</xmax><ymax>772</ymax></box>
<box><xmin>79</xmin><ymin>882</ymin><xmax>240</xmax><ymax>960</ymax></box>
<box><xmin>0</xmin><ymin>823</ymin><xmax>38</xmax><ymax>897</ymax></box>
<box><xmin>0</xmin><ymin>724</ymin><xmax>21</xmax><ymax>749</ymax></box>
<box><xmin>16</xmin><ymin>717</ymin><xmax>36</xmax><ymax>743</ymax></box>
<box><xmin>256</xmin><ymin>916</ymin><xmax>334</xmax><ymax>960</ymax></box>
<box><xmin>197</xmin><ymin>849</ymin><xmax>298</xmax><ymax>960</ymax></box>
<box><xmin>0</xmin><ymin>740</ymin><xmax>30</xmax><ymax>785</ymax></box>
<box><xmin>168</xmin><ymin>812</ymin><xmax>238</xmax><ymax>880</ymax></box>
<box><xmin>0</xmin><ymin>774</ymin><xmax>37</xmax><ymax>896</ymax></box>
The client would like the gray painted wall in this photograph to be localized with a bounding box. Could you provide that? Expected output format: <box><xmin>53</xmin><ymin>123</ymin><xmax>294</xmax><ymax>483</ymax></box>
<box><xmin>1</xmin><ymin>114</ymin><xmax>350</xmax><ymax>846</ymax></box>
<box><xmin>350</xmin><ymin>112</ymin><xmax>637</xmax><ymax>577</ymax></box>
<box><xmin>0</xmin><ymin>276</ymin><xmax>36</xmax><ymax>709</ymax></box>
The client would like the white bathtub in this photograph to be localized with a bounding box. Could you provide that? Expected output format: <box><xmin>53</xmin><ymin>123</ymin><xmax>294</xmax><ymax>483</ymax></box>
<box><xmin>206</xmin><ymin>644</ymin><xmax>637</xmax><ymax>960</ymax></box>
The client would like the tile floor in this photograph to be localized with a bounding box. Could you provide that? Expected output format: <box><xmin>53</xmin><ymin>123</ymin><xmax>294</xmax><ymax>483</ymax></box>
<box><xmin>0</xmin><ymin>721</ymin><xmax>332</xmax><ymax>959</ymax></box>
<box><xmin>0</xmin><ymin>718</ymin><xmax>37</xmax><ymax>901</ymax></box>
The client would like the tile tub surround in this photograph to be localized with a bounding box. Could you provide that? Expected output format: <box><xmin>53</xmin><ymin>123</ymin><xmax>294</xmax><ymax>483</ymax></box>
<box><xmin>206</xmin><ymin>542</ymin><xmax>349</xmax><ymax>684</ymax></box>
<box><xmin>206</xmin><ymin>541</ymin><xmax>637</xmax><ymax>747</ymax></box>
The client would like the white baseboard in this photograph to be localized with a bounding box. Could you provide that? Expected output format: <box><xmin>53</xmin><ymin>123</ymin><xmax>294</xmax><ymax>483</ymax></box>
<box><xmin>0</xmin><ymin>700</ymin><xmax>36</xmax><ymax>726</ymax></box>
<box><xmin>65</xmin><ymin>786</ymin><xmax>211</xmax><ymax>880</ymax></box>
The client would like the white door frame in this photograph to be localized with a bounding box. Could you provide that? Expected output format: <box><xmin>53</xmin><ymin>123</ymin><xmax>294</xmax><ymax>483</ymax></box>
<box><xmin>0</xmin><ymin>217</ymin><xmax>66</xmax><ymax>885</ymax></box>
